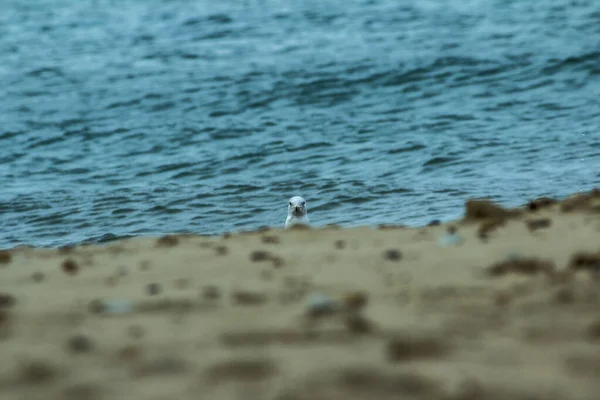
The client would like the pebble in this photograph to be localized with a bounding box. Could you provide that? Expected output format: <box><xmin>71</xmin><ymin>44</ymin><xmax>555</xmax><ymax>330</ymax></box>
<box><xmin>438</xmin><ymin>232</ymin><xmax>465</xmax><ymax>247</ymax></box>
<box><xmin>0</xmin><ymin>293</ymin><xmax>16</xmax><ymax>309</ymax></box>
<box><xmin>61</xmin><ymin>258</ymin><xmax>79</xmax><ymax>275</ymax></box>
<box><xmin>146</xmin><ymin>283</ymin><xmax>161</xmax><ymax>296</ymax></box>
<box><xmin>202</xmin><ymin>285</ymin><xmax>221</xmax><ymax>301</ymax></box>
<box><xmin>0</xmin><ymin>250</ymin><xmax>12</xmax><ymax>265</ymax></box>
<box><xmin>342</xmin><ymin>291</ymin><xmax>369</xmax><ymax>311</ymax></box>
<box><xmin>66</xmin><ymin>334</ymin><xmax>95</xmax><ymax>354</ymax></box>
<box><xmin>383</xmin><ymin>249</ymin><xmax>402</xmax><ymax>261</ymax></box>
<box><xmin>306</xmin><ymin>293</ymin><xmax>337</xmax><ymax>317</ymax></box>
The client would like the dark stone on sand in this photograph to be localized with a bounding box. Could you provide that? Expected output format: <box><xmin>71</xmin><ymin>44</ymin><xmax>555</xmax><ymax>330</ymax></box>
<box><xmin>383</xmin><ymin>249</ymin><xmax>402</xmax><ymax>261</ymax></box>
<box><xmin>527</xmin><ymin>197</ymin><xmax>557</xmax><ymax>211</ymax></box>
<box><xmin>344</xmin><ymin>314</ymin><xmax>373</xmax><ymax>334</ymax></box>
<box><xmin>232</xmin><ymin>290</ymin><xmax>267</xmax><ymax>306</ymax></box>
<box><xmin>261</xmin><ymin>235</ymin><xmax>280</xmax><ymax>244</ymax></box>
<box><xmin>377</xmin><ymin>224</ymin><xmax>407</xmax><ymax>230</ymax></box>
<box><xmin>155</xmin><ymin>235</ymin><xmax>179</xmax><ymax>248</ymax></box>
<box><xmin>477</xmin><ymin>219</ymin><xmax>506</xmax><ymax>239</ymax></box>
<box><xmin>526</xmin><ymin>218</ymin><xmax>552</xmax><ymax>231</ymax></box>
<box><xmin>67</xmin><ymin>334</ymin><xmax>95</xmax><ymax>354</ymax></box>
<box><xmin>464</xmin><ymin>199</ymin><xmax>520</xmax><ymax>220</ymax></box>
<box><xmin>146</xmin><ymin>283</ymin><xmax>161</xmax><ymax>296</ymax></box>
<box><xmin>334</xmin><ymin>239</ymin><xmax>347</xmax><ymax>249</ymax></box>
<box><xmin>250</xmin><ymin>250</ymin><xmax>272</xmax><ymax>262</ymax></box>
<box><xmin>486</xmin><ymin>258</ymin><xmax>555</xmax><ymax>277</ymax></box>
<box><xmin>202</xmin><ymin>285</ymin><xmax>221</xmax><ymax>300</ymax></box>
<box><xmin>18</xmin><ymin>360</ymin><xmax>59</xmax><ymax>384</ymax></box>
<box><xmin>61</xmin><ymin>258</ymin><xmax>79</xmax><ymax>275</ymax></box>
<box><xmin>427</xmin><ymin>219</ymin><xmax>441</xmax><ymax>226</ymax></box>
<box><xmin>0</xmin><ymin>293</ymin><xmax>16</xmax><ymax>309</ymax></box>
<box><xmin>386</xmin><ymin>332</ymin><xmax>449</xmax><ymax>362</ymax></box>
<box><xmin>204</xmin><ymin>358</ymin><xmax>278</xmax><ymax>383</ymax></box>
<box><xmin>568</xmin><ymin>251</ymin><xmax>600</xmax><ymax>272</ymax></box>
<box><xmin>0</xmin><ymin>250</ymin><xmax>12</xmax><ymax>264</ymax></box>
<box><xmin>343</xmin><ymin>291</ymin><xmax>369</xmax><ymax>311</ymax></box>
<box><xmin>586</xmin><ymin>320</ymin><xmax>600</xmax><ymax>340</ymax></box>
<box><xmin>215</xmin><ymin>245</ymin><xmax>228</xmax><ymax>255</ymax></box>
<box><xmin>58</xmin><ymin>245</ymin><xmax>74</xmax><ymax>254</ymax></box>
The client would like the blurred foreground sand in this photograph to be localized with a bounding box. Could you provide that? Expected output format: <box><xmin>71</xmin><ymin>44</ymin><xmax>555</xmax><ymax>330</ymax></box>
<box><xmin>1</xmin><ymin>190</ymin><xmax>600</xmax><ymax>400</ymax></box>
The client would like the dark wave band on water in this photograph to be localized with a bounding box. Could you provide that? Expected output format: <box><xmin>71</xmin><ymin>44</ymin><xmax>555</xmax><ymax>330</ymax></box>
<box><xmin>0</xmin><ymin>0</ymin><xmax>599</xmax><ymax>248</ymax></box>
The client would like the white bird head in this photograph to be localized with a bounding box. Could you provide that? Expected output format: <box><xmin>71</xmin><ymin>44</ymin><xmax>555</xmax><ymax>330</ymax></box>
<box><xmin>287</xmin><ymin>196</ymin><xmax>307</xmax><ymax>218</ymax></box>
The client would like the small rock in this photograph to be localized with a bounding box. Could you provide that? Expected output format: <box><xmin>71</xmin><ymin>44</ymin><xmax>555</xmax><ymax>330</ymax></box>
<box><xmin>202</xmin><ymin>285</ymin><xmax>221</xmax><ymax>301</ymax></box>
<box><xmin>438</xmin><ymin>232</ymin><xmax>465</xmax><ymax>247</ymax></box>
<box><xmin>261</xmin><ymin>235</ymin><xmax>280</xmax><ymax>244</ymax></box>
<box><xmin>66</xmin><ymin>334</ymin><xmax>94</xmax><ymax>354</ymax></box>
<box><xmin>568</xmin><ymin>251</ymin><xmax>600</xmax><ymax>273</ymax></box>
<box><xmin>146</xmin><ymin>283</ymin><xmax>161</xmax><ymax>296</ymax></box>
<box><xmin>386</xmin><ymin>332</ymin><xmax>449</xmax><ymax>362</ymax></box>
<box><xmin>464</xmin><ymin>199</ymin><xmax>520</xmax><ymax>220</ymax></box>
<box><xmin>0</xmin><ymin>250</ymin><xmax>12</xmax><ymax>265</ymax></box>
<box><xmin>306</xmin><ymin>293</ymin><xmax>337</xmax><ymax>318</ymax></box>
<box><xmin>0</xmin><ymin>293</ymin><xmax>16</xmax><ymax>309</ymax></box>
<box><xmin>477</xmin><ymin>219</ymin><xmax>506</xmax><ymax>240</ymax></box>
<box><xmin>18</xmin><ymin>360</ymin><xmax>58</xmax><ymax>384</ymax></box>
<box><xmin>526</xmin><ymin>218</ymin><xmax>552</xmax><ymax>231</ymax></box>
<box><xmin>344</xmin><ymin>314</ymin><xmax>373</xmax><ymax>334</ymax></box>
<box><xmin>486</xmin><ymin>258</ymin><xmax>555</xmax><ymax>277</ymax></box>
<box><xmin>215</xmin><ymin>245</ymin><xmax>228</xmax><ymax>256</ymax></box>
<box><xmin>61</xmin><ymin>258</ymin><xmax>79</xmax><ymax>275</ymax></box>
<box><xmin>342</xmin><ymin>291</ymin><xmax>369</xmax><ymax>311</ymax></box>
<box><xmin>232</xmin><ymin>290</ymin><xmax>267</xmax><ymax>306</ymax></box>
<box><xmin>383</xmin><ymin>249</ymin><xmax>402</xmax><ymax>261</ymax></box>
<box><xmin>586</xmin><ymin>320</ymin><xmax>600</xmax><ymax>340</ymax></box>
<box><xmin>250</xmin><ymin>250</ymin><xmax>272</xmax><ymax>262</ymax></box>
<box><xmin>334</xmin><ymin>240</ymin><xmax>347</xmax><ymax>249</ymax></box>
<box><xmin>527</xmin><ymin>197</ymin><xmax>557</xmax><ymax>211</ymax></box>
<box><xmin>427</xmin><ymin>220</ymin><xmax>441</xmax><ymax>226</ymax></box>
<box><xmin>156</xmin><ymin>235</ymin><xmax>179</xmax><ymax>248</ymax></box>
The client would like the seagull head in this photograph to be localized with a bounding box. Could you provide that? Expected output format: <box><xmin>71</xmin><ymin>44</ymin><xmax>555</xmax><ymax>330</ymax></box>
<box><xmin>288</xmin><ymin>196</ymin><xmax>307</xmax><ymax>218</ymax></box>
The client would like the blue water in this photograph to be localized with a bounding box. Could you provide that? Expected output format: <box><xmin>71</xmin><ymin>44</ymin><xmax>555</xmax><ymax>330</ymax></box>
<box><xmin>1</xmin><ymin>0</ymin><xmax>599</xmax><ymax>248</ymax></box>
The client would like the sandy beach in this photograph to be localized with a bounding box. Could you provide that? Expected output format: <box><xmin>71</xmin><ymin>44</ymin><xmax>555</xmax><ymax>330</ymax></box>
<box><xmin>1</xmin><ymin>189</ymin><xmax>600</xmax><ymax>400</ymax></box>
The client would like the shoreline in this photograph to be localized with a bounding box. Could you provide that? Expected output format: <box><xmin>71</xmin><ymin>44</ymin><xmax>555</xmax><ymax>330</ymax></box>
<box><xmin>1</xmin><ymin>189</ymin><xmax>599</xmax><ymax>399</ymax></box>
<box><xmin>4</xmin><ymin>189</ymin><xmax>597</xmax><ymax>251</ymax></box>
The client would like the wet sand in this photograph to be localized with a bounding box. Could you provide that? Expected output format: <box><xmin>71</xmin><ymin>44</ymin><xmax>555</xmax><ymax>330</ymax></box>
<box><xmin>1</xmin><ymin>190</ymin><xmax>600</xmax><ymax>400</ymax></box>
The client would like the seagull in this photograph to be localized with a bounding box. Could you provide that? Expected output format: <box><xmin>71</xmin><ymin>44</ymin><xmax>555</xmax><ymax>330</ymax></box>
<box><xmin>285</xmin><ymin>196</ymin><xmax>310</xmax><ymax>229</ymax></box>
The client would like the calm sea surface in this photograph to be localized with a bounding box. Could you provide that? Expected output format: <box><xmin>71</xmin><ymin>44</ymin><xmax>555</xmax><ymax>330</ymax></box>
<box><xmin>1</xmin><ymin>0</ymin><xmax>599</xmax><ymax>248</ymax></box>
